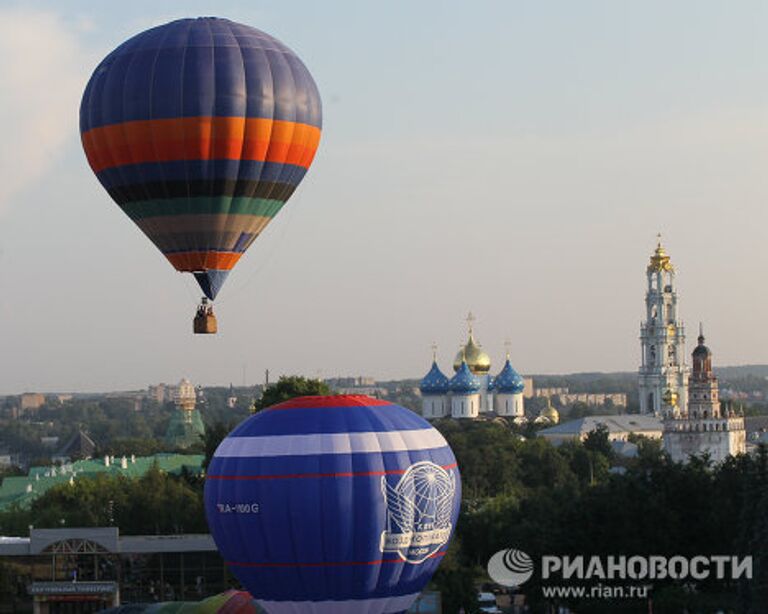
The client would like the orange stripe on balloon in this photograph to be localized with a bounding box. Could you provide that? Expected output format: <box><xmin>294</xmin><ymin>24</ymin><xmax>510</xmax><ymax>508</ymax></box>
<box><xmin>164</xmin><ymin>251</ymin><xmax>242</xmax><ymax>272</ymax></box>
<box><xmin>81</xmin><ymin>117</ymin><xmax>321</xmax><ymax>173</ymax></box>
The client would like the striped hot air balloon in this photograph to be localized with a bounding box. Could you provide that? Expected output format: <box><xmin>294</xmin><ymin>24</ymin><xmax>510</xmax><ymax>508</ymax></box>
<box><xmin>80</xmin><ymin>17</ymin><xmax>322</xmax><ymax>332</ymax></box>
<box><xmin>204</xmin><ymin>395</ymin><xmax>462</xmax><ymax>614</ymax></box>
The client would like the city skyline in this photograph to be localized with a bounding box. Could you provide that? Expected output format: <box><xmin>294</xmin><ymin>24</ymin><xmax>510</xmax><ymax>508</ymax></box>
<box><xmin>2</xmin><ymin>1</ymin><xmax>768</xmax><ymax>393</ymax></box>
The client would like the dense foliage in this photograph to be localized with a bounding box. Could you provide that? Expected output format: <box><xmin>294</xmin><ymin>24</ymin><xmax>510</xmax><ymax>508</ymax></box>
<box><xmin>432</xmin><ymin>419</ymin><xmax>768</xmax><ymax>613</ymax></box>
<box><xmin>0</xmin><ymin>465</ymin><xmax>205</xmax><ymax>535</ymax></box>
<box><xmin>253</xmin><ymin>376</ymin><xmax>331</xmax><ymax>411</ymax></box>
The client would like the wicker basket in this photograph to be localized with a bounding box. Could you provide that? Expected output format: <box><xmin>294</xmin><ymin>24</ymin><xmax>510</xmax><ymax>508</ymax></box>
<box><xmin>194</xmin><ymin>312</ymin><xmax>218</xmax><ymax>334</ymax></box>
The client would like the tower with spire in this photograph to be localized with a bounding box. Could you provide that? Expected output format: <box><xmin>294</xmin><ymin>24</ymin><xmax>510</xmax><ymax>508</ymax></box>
<box><xmin>164</xmin><ymin>377</ymin><xmax>206</xmax><ymax>449</ymax></box>
<box><xmin>662</xmin><ymin>326</ymin><xmax>746</xmax><ymax>462</ymax></box>
<box><xmin>639</xmin><ymin>237</ymin><xmax>689</xmax><ymax>415</ymax></box>
<box><xmin>419</xmin><ymin>314</ymin><xmax>527</xmax><ymax>421</ymax></box>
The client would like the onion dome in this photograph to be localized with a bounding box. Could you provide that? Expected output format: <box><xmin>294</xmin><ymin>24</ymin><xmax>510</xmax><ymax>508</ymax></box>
<box><xmin>486</xmin><ymin>375</ymin><xmax>495</xmax><ymax>392</ymax></box>
<box><xmin>495</xmin><ymin>358</ymin><xmax>525</xmax><ymax>394</ymax></box>
<box><xmin>539</xmin><ymin>398</ymin><xmax>560</xmax><ymax>424</ymax></box>
<box><xmin>420</xmin><ymin>361</ymin><xmax>450</xmax><ymax>395</ymax></box>
<box><xmin>449</xmin><ymin>361</ymin><xmax>481</xmax><ymax>394</ymax></box>
<box><xmin>692</xmin><ymin>323</ymin><xmax>711</xmax><ymax>359</ymax></box>
<box><xmin>452</xmin><ymin>333</ymin><xmax>491</xmax><ymax>375</ymax></box>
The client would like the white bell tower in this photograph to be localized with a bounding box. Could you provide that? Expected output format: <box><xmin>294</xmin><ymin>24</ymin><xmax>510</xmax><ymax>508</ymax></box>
<box><xmin>639</xmin><ymin>237</ymin><xmax>688</xmax><ymax>415</ymax></box>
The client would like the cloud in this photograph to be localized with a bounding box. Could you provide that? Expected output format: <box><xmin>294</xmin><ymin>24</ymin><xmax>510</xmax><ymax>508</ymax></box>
<box><xmin>0</xmin><ymin>8</ymin><xmax>87</xmax><ymax>214</ymax></box>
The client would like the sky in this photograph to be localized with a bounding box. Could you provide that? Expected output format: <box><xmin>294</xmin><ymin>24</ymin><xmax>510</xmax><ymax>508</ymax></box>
<box><xmin>1</xmin><ymin>1</ymin><xmax>768</xmax><ymax>393</ymax></box>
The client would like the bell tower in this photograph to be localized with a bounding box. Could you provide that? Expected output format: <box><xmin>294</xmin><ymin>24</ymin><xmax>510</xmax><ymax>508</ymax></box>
<box><xmin>639</xmin><ymin>237</ymin><xmax>688</xmax><ymax>414</ymax></box>
<box><xmin>663</xmin><ymin>327</ymin><xmax>746</xmax><ymax>462</ymax></box>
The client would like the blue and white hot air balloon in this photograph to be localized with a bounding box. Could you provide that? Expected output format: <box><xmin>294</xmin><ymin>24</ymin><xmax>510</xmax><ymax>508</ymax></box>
<box><xmin>204</xmin><ymin>395</ymin><xmax>462</xmax><ymax>614</ymax></box>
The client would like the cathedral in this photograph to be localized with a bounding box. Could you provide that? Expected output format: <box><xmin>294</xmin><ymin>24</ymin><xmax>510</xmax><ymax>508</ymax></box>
<box><xmin>419</xmin><ymin>315</ymin><xmax>530</xmax><ymax>422</ymax></box>
<box><xmin>638</xmin><ymin>239</ymin><xmax>745</xmax><ymax>462</ymax></box>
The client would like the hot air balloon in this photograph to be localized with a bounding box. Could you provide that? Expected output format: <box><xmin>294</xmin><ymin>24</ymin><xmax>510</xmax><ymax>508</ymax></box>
<box><xmin>204</xmin><ymin>395</ymin><xmax>461</xmax><ymax>614</ymax></box>
<box><xmin>80</xmin><ymin>17</ymin><xmax>322</xmax><ymax>333</ymax></box>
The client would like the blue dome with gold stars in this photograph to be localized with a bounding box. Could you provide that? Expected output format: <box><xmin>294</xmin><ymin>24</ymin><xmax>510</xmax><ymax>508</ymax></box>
<box><xmin>420</xmin><ymin>361</ymin><xmax>450</xmax><ymax>395</ymax></box>
<box><xmin>495</xmin><ymin>359</ymin><xmax>525</xmax><ymax>394</ymax></box>
<box><xmin>449</xmin><ymin>361</ymin><xmax>481</xmax><ymax>394</ymax></box>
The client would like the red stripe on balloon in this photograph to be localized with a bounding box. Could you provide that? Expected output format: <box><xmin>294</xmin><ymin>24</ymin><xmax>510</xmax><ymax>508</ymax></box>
<box><xmin>266</xmin><ymin>395</ymin><xmax>393</xmax><ymax>411</ymax></box>
<box><xmin>81</xmin><ymin>116</ymin><xmax>321</xmax><ymax>173</ymax></box>
<box><xmin>207</xmin><ymin>462</ymin><xmax>459</xmax><ymax>481</ymax></box>
<box><xmin>225</xmin><ymin>550</ymin><xmax>447</xmax><ymax>568</ymax></box>
<box><xmin>164</xmin><ymin>250</ymin><xmax>242</xmax><ymax>272</ymax></box>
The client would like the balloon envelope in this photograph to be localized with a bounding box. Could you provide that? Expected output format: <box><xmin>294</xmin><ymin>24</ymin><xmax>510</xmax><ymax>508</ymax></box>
<box><xmin>204</xmin><ymin>395</ymin><xmax>461</xmax><ymax>614</ymax></box>
<box><xmin>80</xmin><ymin>17</ymin><xmax>322</xmax><ymax>300</ymax></box>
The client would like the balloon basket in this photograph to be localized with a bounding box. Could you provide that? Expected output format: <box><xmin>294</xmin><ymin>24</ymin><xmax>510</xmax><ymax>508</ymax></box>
<box><xmin>194</xmin><ymin>300</ymin><xmax>218</xmax><ymax>334</ymax></box>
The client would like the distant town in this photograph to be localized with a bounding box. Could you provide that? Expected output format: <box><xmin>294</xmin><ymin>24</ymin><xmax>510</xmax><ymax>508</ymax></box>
<box><xmin>2</xmin><ymin>361</ymin><xmax>768</xmax><ymax>470</ymax></box>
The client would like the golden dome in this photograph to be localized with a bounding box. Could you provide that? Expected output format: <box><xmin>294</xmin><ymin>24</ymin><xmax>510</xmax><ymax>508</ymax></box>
<box><xmin>539</xmin><ymin>398</ymin><xmax>560</xmax><ymax>424</ymax></box>
<box><xmin>453</xmin><ymin>333</ymin><xmax>491</xmax><ymax>375</ymax></box>
<box><xmin>647</xmin><ymin>237</ymin><xmax>674</xmax><ymax>273</ymax></box>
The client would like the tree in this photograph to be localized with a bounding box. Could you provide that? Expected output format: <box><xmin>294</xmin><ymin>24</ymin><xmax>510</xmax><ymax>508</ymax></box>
<box><xmin>583</xmin><ymin>424</ymin><xmax>614</xmax><ymax>460</ymax></box>
<box><xmin>254</xmin><ymin>376</ymin><xmax>331</xmax><ymax>412</ymax></box>
<box><xmin>430</xmin><ymin>538</ymin><xmax>480</xmax><ymax>614</ymax></box>
<box><xmin>202</xmin><ymin>422</ymin><xmax>236</xmax><ymax>470</ymax></box>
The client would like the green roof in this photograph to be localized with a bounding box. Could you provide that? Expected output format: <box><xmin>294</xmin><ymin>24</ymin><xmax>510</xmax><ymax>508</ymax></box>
<box><xmin>0</xmin><ymin>454</ymin><xmax>204</xmax><ymax>510</ymax></box>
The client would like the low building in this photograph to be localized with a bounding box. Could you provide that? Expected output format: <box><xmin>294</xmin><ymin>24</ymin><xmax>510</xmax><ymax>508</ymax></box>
<box><xmin>20</xmin><ymin>393</ymin><xmax>46</xmax><ymax>412</ymax></box>
<box><xmin>0</xmin><ymin>527</ymin><xmax>223</xmax><ymax>612</ymax></box>
<box><xmin>52</xmin><ymin>430</ymin><xmax>96</xmax><ymax>463</ymax></box>
<box><xmin>533</xmin><ymin>387</ymin><xmax>569</xmax><ymax>398</ymax></box>
<box><xmin>538</xmin><ymin>414</ymin><xmax>663</xmax><ymax>446</ymax></box>
<box><xmin>533</xmin><ymin>388</ymin><xmax>627</xmax><ymax>408</ymax></box>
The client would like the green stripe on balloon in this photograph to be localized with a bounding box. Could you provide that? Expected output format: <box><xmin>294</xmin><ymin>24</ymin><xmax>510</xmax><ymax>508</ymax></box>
<box><xmin>122</xmin><ymin>197</ymin><xmax>286</xmax><ymax>220</ymax></box>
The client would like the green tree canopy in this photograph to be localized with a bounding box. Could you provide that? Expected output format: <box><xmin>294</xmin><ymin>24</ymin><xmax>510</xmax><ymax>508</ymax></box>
<box><xmin>254</xmin><ymin>376</ymin><xmax>332</xmax><ymax>412</ymax></box>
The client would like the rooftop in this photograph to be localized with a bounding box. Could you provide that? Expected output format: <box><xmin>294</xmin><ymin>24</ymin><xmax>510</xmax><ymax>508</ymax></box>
<box><xmin>539</xmin><ymin>414</ymin><xmax>663</xmax><ymax>437</ymax></box>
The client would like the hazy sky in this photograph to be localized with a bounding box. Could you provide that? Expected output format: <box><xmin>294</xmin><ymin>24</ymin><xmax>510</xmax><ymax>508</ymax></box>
<box><xmin>2</xmin><ymin>1</ymin><xmax>768</xmax><ymax>393</ymax></box>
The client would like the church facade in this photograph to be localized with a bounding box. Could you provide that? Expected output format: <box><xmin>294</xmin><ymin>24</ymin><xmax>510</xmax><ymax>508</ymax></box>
<box><xmin>420</xmin><ymin>317</ymin><xmax>528</xmax><ymax>421</ymax></box>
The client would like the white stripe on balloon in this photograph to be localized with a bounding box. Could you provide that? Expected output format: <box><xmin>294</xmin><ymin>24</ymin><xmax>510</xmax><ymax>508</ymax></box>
<box><xmin>215</xmin><ymin>429</ymin><xmax>448</xmax><ymax>458</ymax></box>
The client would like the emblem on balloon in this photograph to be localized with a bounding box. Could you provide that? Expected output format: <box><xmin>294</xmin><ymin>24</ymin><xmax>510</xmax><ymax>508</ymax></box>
<box><xmin>380</xmin><ymin>461</ymin><xmax>456</xmax><ymax>564</ymax></box>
